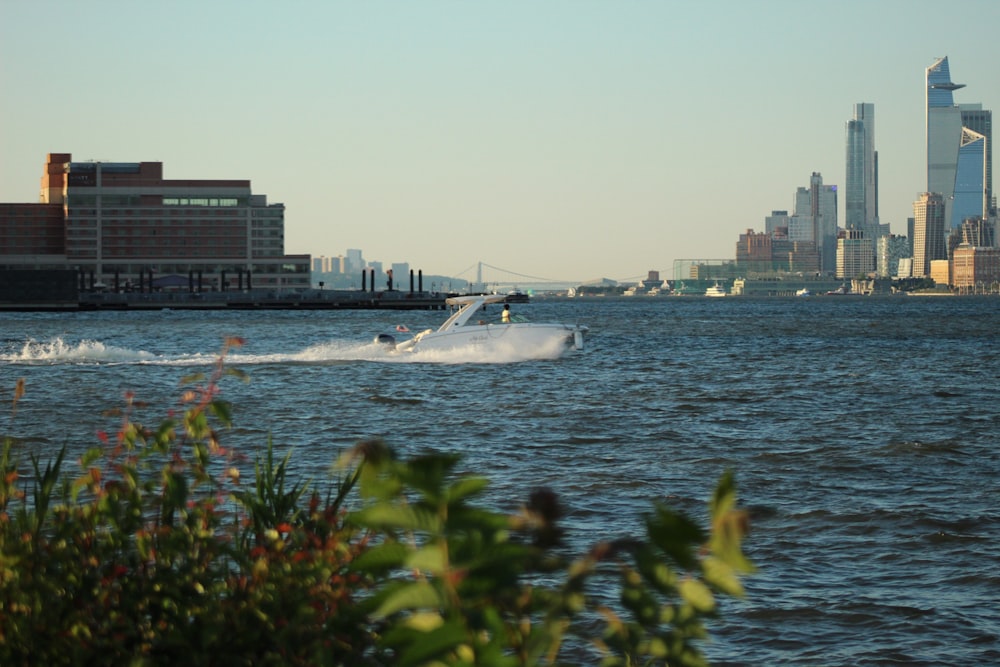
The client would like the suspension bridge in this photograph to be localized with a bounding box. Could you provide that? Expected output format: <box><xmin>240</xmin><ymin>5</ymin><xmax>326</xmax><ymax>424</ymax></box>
<box><xmin>449</xmin><ymin>261</ymin><xmax>587</xmax><ymax>294</ymax></box>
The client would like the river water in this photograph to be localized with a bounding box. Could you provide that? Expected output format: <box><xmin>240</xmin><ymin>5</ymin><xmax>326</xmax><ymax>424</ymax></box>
<box><xmin>2</xmin><ymin>296</ymin><xmax>998</xmax><ymax>665</ymax></box>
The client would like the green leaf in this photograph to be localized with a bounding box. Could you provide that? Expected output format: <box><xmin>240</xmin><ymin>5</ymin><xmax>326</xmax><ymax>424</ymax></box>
<box><xmin>351</xmin><ymin>503</ymin><xmax>442</xmax><ymax>533</ymax></box>
<box><xmin>80</xmin><ymin>447</ymin><xmax>103</xmax><ymax>467</ymax></box>
<box><xmin>406</xmin><ymin>544</ymin><xmax>447</xmax><ymax>576</ymax></box>
<box><xmin>349</xmin><ymin>541</ymin><xmax>409</xmax><ymax>574</ymax></box>
<box><xmin>678</xmin><ymin>578</ymin><xmax>715</xmax><ymax>613</ymax></box>
<box><xmin>702</xmin><ymin>556</ymin><xmax>745</xmax><ymax>598</ymax></box>
<box><xmin>646</xmin><ymin>504</ymin><xmax>705</xmax><ymax>570</ymax></box>
<box><xmin>373</xmin><ymin>580</ymin><xmax>443</xmax><ymax>619</ymax></box>
<box><xmin>394</xmin><ymin>620</ymin><xmax>469</xmax><ymax>667</ymax></box>
<box><xmin>208</xmin><ymin>399</ymin><xmax>232</xmax><ymax>428</ymax></box>
<box><xmin>634</xmin><ymin>544</ymin><xmax>678</xmax><ymax>593</ymax></box>
<box><xmin>445</xmin><ymin>476</ymin><xmax>490</xmax><ymax>503</ymax></box>
<box><xmin>401</xmin><ymin>453</ymin><xmax>462</xmax><ymax>499</ymax></box>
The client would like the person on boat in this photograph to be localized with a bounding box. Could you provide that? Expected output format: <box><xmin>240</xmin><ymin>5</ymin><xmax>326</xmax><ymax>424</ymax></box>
<box><xmin>501</xmin><ymin>304</ymin><xmax>512</xmax><ymax>323</ymax></box>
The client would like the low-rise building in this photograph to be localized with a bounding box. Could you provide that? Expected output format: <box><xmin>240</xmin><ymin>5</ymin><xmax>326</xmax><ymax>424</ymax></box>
<box><xmin>952</xmin><ymin>244</ymin><xmax>1000</xmax><ymax>290</ymax></box>
<box><xmin>1</xmin><ymin>153</ymin><xmax>309</xmax><ymax>291</ymax></box>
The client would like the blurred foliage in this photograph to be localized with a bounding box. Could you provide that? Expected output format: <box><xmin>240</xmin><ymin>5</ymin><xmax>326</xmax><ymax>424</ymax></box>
<box><xmin>0</xmin><ymin>342</ymin><xmax>752</xmax><ymax>666</ymax></box>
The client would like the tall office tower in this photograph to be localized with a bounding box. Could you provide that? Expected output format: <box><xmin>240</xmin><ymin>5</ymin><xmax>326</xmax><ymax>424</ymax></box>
<box><xmin>926</xmin><ymin>57</ymin><xmax>965</xmax><ymax>227</ymax></box>
<box><xmin>953</xmin><ymin>128</ymin><xmax>989</xmax><ymax>227</ymax></box>
<box><xmin>793</xmin><ymin>172</ymin><xmax>838</xmax><ymax>273</ymax></box>
<box><xmin>961</xmin><ymin>105</ymin><xmax>993</xmax><ymax>212</ymax></box>
<box><xmin>913</xmin><ymin>193</ymin><xmax>946</xmax><ymax>277</ymax></box>
<box><xmin>845</xmin><ymin>103</ymin><xmax>878</xmax><ymax>238</ymax></box>
<box><xmin>926</xmin><ymin>57</ymin><xmax>992</xmax><ymax>229</ymax></box>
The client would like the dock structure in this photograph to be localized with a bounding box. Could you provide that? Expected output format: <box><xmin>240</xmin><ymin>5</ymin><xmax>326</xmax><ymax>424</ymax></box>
<box><xmin>2</xmin><ymin>289</ymin><xmax>450</xmax><ymax>312</ymax></box>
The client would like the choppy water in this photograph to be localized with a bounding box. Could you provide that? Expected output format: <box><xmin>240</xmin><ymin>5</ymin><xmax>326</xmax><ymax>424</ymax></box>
<box><xmin>2</xmin><ymin>296</ymin><xmax>999</xmax><ymax>665</ymax></box>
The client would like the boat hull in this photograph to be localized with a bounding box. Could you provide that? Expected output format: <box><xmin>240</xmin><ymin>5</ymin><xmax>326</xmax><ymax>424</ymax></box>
<box><xmin>396</xmin><ymin>322</ymin><xmax>585</xmax><ymax>357</ymax></box>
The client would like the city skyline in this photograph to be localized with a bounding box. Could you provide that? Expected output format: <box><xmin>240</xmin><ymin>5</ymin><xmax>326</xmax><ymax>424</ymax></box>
<box><xmin>2</xmin><ymin>1</ymin><xmax>998</xmax><ymax>281</ymax></box>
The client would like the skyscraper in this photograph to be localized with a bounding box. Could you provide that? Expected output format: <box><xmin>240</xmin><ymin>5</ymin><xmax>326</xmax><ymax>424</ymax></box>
<box><xmin>953</xmin><ymin>127</ymin><xmax>988</xmax><ymax>226</ymax></box>
<box><xmin>792</xmin><ymin>172</ymin><xmax>838</xmax><ymax>273</ymax></box>
<box><xmin>926</xmin><ymin>56</ymin><xmax>965</xmax><ymax>227</ymax></box>
<box><xmin>961</xmin><ymin>105</ymin><xmax>993</xmax><ymax>214</ymax></box>
<box><xmin>913</xmin><ymin>192</ymin><xmax>946</xmax><ymax>277</ymax></box>
<box><xmin>926</xmin><ymin>57</ymin><xmax>992</xmax><ymax>229</ymax></box>
<box><xmin>845</xmin><ymin>103</ymin><xmax>877</xmax><ymax>237</ymax></box>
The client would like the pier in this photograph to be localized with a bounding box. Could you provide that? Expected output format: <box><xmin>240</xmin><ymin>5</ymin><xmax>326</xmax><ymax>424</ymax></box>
<box><xmin>2</xmin><ymin>289</ymin><xmax>451</xmax><ymax>313</ymax></box>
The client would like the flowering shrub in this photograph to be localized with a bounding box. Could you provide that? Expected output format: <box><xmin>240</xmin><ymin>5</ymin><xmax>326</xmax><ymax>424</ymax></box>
<box><xmin>0</xmin><ymin>341</ymin><xmax>752</xmax><ymax>666</ymax></box>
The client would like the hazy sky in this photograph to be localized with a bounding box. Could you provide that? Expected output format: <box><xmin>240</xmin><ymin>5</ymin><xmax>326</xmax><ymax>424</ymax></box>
<box><xmin>2</xmin><ymin>1</ymin><xmax>998</xmax><ymax>283</ymax></box>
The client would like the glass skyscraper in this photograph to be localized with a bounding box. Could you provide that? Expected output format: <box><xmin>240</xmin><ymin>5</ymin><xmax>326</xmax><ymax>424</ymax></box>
<box><xmin>792</xmin><ymin>172</ymin><xmax>838</xmax><ymax>273</ymax></box>
<box><xmin>913</xmin><ymin>192</ymin><xmax>946</xmax><ymax>277</ymax></box>
<box><xmin>845</xmin><ymin>103</ymin><xmax>877</xmax><ymax>235</ymax></box>
<box><xmin>925</xmin><ymin>56</ymin><xmax>992</xmax><ymax>229</ymax></box>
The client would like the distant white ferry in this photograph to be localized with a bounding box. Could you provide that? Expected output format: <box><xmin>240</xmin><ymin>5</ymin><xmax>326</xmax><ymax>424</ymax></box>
<box><xmin>705</xmin><ymin>283</ymin><xmax>727</xmax><ymax>297</ymax></box>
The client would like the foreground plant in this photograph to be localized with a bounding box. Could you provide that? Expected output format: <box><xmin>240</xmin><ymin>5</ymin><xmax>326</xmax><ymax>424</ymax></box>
<box><xmin>0</xmin><ymin>346</ymin><xmax>752</xmax><ymax>666</ymax></box>
<box><xmin>341</xmin><ymin>443</ymin><xmax>753</xmax><ymax>667</ymax></box>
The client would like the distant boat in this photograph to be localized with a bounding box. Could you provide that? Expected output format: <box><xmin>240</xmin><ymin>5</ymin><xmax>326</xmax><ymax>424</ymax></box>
<box><xmin>705</xmin><ymin>283</ymin><xmax>727</xmax><ymax>297</ymax></box>
<box><xmin>504</xmin><ymin>289</ymin><xmax>530</xmax><ymax>304</ymax></box>
<box><xmin>795</xmin><ymin>288</ymin><xmax>812</xmax><ymax>297</ymax></box>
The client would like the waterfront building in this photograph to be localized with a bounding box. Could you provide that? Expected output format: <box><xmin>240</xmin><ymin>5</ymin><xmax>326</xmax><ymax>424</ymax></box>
<box><xmin>930</xmin><ymin>259</ymin><xmax>951</xmax><ymax>286</ymax></box>
<box><xmin>836</xmin><ymin>228</ymin><xmax>874</xmax><ymax>279</ymax></box>
<box><xmin>913</xmin><ymin>193</ymin><xmax>946</xmax><ymax>278</ymax></box>
<box><xmin>736</xmin><ymin>229</ymin><xmax>781</xmax><ymax>273</ymax></box>
<box><xmin>953</xmin><ymin>244</ymin><xmax>1000</xmax><ymax>291</ymax></box>
<box><xmin>734</xmin><ymin>229</ymin><xmax>819</xmax><ymax>276</ymax></box>
<box><xmin>2</xmin><ymin>153</ymin><xmax>309</xmax><ymax>291</ymax></box>
<box><xmin>0</xmin><ymin>202</ymin><xmax>65</xmax><ymax>261</ymax></box>
<box><xmin>793</xmin><ymin>172</ymin><xmax>838</xmax><ymax>273</ymax></box>
<box><xmin>786</xmin><ymin>241</ymin><xmax>820</xmax><ymax>275</ymax></box>
<box><xmin>845</xmin><ymin>103</ymin><xmax>879</xmax><ymax>243</ymax></box>
<box><xmin>876</xmin><ymin>234</ymin><xmax>910</xmax><ymax>279</ymax></box>
<box><xmin>950</xmin><ymin>216</ymin><xmax>995</xmax><ymax>251</ymax></box>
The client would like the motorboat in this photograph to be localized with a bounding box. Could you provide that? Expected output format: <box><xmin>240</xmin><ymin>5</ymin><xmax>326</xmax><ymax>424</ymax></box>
<box><xmin>374</xmin><ymin>294</ymin><xmax>587</xmax><ymax>358</ymax></box>
<box><xmin>705</xmin><ymin>283</ymin><xmax>727</xmax><ymax>297</ymax></box>
<box><xmin>795</xmin><ymin>288</ymin><xmax>812</xmax><ymax>297</ymax></box>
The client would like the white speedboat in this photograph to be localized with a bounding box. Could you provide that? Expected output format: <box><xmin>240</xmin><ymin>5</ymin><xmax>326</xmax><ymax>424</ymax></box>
<box><xmin>795</xmin><ymin>288</ymin><xmax>812</xmax><ymax>297</ymax></box>
<box><xmin>375</xmin><ymin>294</ymin><xmax>587</xmax><ymax>358</ymax></box>
<box><xmin>705</xmin><ymin>283</ymin><xmax>727</xmax><ymax>297</ymax></box>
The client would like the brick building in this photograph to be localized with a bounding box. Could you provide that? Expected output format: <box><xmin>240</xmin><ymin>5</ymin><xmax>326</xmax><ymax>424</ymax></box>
<box><xmin>1</xmin><ymin>153</ymin><xmax>309</xmax><ymax>291</ymax></box>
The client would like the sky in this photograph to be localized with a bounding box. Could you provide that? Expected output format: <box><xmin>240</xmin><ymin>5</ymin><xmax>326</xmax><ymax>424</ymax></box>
<box><xmin>2</xmin><ymin>1</ymin><xmax>998</xmax><ymax>284</ymax></box>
